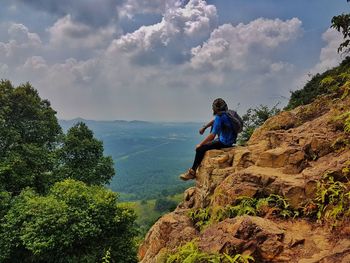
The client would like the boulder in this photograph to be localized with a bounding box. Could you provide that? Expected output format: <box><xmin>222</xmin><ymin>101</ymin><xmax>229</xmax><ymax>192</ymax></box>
<box><xmin>138</xmin><ymin>211</ymin><xmax>198</xmax><ymax>263</ymax></box>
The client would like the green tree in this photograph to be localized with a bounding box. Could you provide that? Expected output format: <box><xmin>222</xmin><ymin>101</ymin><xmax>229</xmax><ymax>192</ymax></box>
<box><xmin>238</xmin><ymin>104</ymin><xmax>281</xmax><ymax>145</ymax></box>
<box><xmin>56</xmin><ymin>122</ymin><xmax>115</xmax><ymax>185</ymax></box>
<box><xmin>0</xmin><ymin>190</ymin><xmax>11</xmax><ymax>218</ymax></box>
<box><xmin>0</xmin><ymin>179</ymin><xmax>138</xmax><ymax>263</ymax></box>
<box><xmin>0</xmin><ymin>80</ymin><xmax>62</xmax><ymax>194</ymax></box>
<box><xmin>0</xmin><ymin>81</ymin><xmax>137</xmax><ymax>262</ymax></box>
<box><xmin>332</xmin><ymin>13</ymin><xmax>350</xmax><ymax>53</ymax></box>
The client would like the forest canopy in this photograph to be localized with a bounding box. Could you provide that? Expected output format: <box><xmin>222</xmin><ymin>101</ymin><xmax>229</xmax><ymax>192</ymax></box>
<box><xmin>0</xmin><ymin>80</ymin><xmax>137</xmax><ymax>263</ymax></box>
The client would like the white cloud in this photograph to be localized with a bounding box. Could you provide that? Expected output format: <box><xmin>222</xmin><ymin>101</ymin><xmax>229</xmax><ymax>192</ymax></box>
<box><xmin>311</xmin><ymin>28</ymin><xmax>343</xmax><ymax>74</ymax></box>
<box><xmin>0</xmin><ymin>23</ymin><xmax>42</xmax><ymax>67</ymax></box>
<box><xmin>22</xmin><ymin>56</ymin><xmax>47</xmax><ymax>70</ymax></box>
<box><xmin>8</xmin><ymin>23</ymin><xmax>41</xmax><ymax>47</ymax></box>
<box><xmin>112</xmin><ymin>0</ymin><xmax>218</xmax><ymax>64</ymax></box>
<box><xmin>118</xmin><ymin>0</ymin><xmax>172</xmax><ymax>19</ymax></box>
<box><xmin>190</xmin><ymin>18</ymin><xmax>302</xmax><ymax>71</ymax></box>
<box><xmin>293</xmin><ymin>28</ymin><xmax>343</xmax><ymax>94</ymax></box>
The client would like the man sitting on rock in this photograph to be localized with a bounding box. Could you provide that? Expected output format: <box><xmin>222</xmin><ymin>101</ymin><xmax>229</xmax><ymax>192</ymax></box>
<box><xmin>180</xmin><ymin>98</ymin><xmax>239</xmax><ymax>180</ymax></box>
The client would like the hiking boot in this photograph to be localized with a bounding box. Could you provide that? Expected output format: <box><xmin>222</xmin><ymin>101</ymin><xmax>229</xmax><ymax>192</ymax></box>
<box><xmin>179</xmin><ymin>169</ymin><xmax>196</xmax><ymax>181</ymax></box>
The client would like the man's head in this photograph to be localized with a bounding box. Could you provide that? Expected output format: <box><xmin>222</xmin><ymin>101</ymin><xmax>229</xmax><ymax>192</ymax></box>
<box><xmin>212</xmin><ymin>98</ymin><xmax>228</xmax><ymax>114</ymax></box>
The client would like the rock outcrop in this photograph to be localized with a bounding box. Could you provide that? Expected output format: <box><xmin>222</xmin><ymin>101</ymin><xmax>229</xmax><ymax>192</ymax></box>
<box><xmin>139</xmin><ymin>94</ymin><xmax>350</xmax><ymax>263</ymax></box>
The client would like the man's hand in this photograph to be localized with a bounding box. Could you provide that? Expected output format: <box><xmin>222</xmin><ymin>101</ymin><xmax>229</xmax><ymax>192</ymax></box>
<box><xmin>199</xmin><ymin>119</ymin><xmax>214</xmax><ymax>135</ymax></box>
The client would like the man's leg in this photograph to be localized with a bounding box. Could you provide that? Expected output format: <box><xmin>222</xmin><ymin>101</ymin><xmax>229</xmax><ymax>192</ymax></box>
<box><xmin>191</xmin><ymin>140</ymin><xmax>226</xmax><ymax>171</ymax></box>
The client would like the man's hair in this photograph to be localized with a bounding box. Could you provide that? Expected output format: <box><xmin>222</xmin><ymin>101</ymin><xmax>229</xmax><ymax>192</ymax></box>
<box><xmin>212</xmin><ymin>98</ymin><xmax>228</xmax><ymax>114</ymax></box>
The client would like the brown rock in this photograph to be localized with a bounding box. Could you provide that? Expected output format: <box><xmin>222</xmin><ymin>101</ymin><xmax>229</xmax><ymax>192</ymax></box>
<box><xmin>212</xmin><ymin>166</ymin><xmax>307</xmax><ymax>209</ymax></box>
<box><xmin>139</xmin><ymin>211</ymin><xmax>198</xmax><ymax>263</ymax></box>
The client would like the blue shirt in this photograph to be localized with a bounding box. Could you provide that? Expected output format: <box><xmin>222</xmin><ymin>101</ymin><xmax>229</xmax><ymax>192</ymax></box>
<box><xmin>211</xmin><ymin>113</ymin><xmax>237</xmax><ymax>146</ymax></box>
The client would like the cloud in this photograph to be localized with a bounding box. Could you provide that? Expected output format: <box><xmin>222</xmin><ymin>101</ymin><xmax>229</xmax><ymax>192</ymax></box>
<box><xmin>118</xmin><ymin>0</ymin><xmax>171</xmax><ymax>19</ymax></box>
<box><xmin>190</xmin><ymin>18</ymin><xmax>302</xmax><ymax>72</ymax></box>
<box><xmin>112</xmin><ymin>0</ymin><xmax>218</xmax><ymax>65</ymax></box>
<box><xmin>48</xmin><ymin>15</ymin><xmax>118</xmax><ymax>50</ymax></box>
<box><xmin>14</xmin><ymin>0</ymin><xmax>123</xmax><ymax>27</ymax></box>
<box><xmin>0</xmin><ymin>63</ymin><xmax>9</xmax><ymax>75</ymax></box>
<box><xmin>293</xmin><ymin>28</ymin><xmax>343</xmax><ymax>94</ymax></box>
<box><xmin>8</xmin><ymin>23</ymin><xmax>41</xmax><ymax>46</ymax></box>
<box><xmin>0</xmin><ymin>15</ymin><xmax>304</xmax><ymax>121</ymax></box>
<box><xmin>311</xmin><ymin>28</ymin><xmax>343</xmax><ymax>74</ymax></box>
<box><xmin>0</xmin><ymin>23</ymin><xmax>42</xmax><ymax>67</ymax></box>
<box><xmin>0</xmin><ymin>4</ymin><xmax>308</xmax><ymax>121</ymax></box>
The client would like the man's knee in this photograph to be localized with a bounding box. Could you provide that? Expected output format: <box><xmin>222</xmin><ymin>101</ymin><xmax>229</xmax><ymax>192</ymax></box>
<box><xmin>196</xmin><ymin>145</ymin><xmax>207</xmax><ymax>153</ymax></box>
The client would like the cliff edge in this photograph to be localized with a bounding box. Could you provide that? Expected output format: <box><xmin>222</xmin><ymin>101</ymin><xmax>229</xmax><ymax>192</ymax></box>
<box><xmin>139</xmin><ymin>92</ymin><xmax>350</xmax><ymax>263</ymax></box>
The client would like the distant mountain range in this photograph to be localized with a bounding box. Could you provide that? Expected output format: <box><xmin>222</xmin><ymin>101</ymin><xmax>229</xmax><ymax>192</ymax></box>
<box><xmin>59</xmin><ymin>118</ymin><xmax>203</xmax><ymax>200</ymax></box>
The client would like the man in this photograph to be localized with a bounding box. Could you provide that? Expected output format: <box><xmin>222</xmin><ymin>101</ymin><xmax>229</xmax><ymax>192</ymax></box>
<box><xmin>180</xmin><ymin>98</ymin><xmax>237</xmax><ymax>181</ymax></box>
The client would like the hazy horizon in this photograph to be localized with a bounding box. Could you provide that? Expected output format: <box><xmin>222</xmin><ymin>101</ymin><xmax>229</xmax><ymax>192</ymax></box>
<box><xmin>59</xmin><ymin>117</ymin><xmax>205</xmax><ymax>123</ymax></box>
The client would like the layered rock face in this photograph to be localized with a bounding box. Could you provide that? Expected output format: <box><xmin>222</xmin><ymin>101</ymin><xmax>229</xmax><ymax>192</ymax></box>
<box><xmin>139</xmin><ymin>95</ymin><xmax>350</xmax><ymax>263</ymax></box>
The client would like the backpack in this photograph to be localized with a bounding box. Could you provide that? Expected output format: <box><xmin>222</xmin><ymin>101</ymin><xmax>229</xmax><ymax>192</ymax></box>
<box><xmin>226</xmin><ymin>110</ymin><xmax>243</xmax><ymax>134</ymax></box>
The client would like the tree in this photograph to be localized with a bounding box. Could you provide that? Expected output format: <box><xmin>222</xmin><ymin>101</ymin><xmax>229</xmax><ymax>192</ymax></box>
<box><xmin>0</xmin><ymin>80</ymin><xmax>62</xmax><ymax>194</ymax></box>
<box><xmin>237</xmin><ymin>104</ymin><xmax>281</xmax><ymax>145</ymax></box>
<box><xmin>331</xmin><ymin>13</ymin><xmax>350</xmax><ymax>53</ymax></box>
<box><xmin>0</xmin><ymin>81</ymin><xmax>135</xmax><ymax>262</ymax></box>
<box><xmin>0</xmin><ymin>190</ymin><xmax>11</xmax><ymax>218</ymax></box>
<box><xmin>56</xmin><ymin>122</ymin><xmax>115</xmax><ymax>185</ymax></box>
<box><xmin>0</xmin><ymin>179</ymin><xmax>138</xmax><ymax>263</ymax></box>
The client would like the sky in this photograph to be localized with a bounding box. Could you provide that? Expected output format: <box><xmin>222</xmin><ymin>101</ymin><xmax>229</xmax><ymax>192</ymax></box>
<box><xmin>0</xmin><ymin>0</ymin><xmax>349</xmax><ymax>121</ymax></box>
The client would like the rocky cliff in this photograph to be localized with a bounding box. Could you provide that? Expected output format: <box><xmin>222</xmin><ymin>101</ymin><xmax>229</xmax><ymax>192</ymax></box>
<box><xmin>139</xmin><ymin>93</ymin><xmax>350</xmax><ymax>263</ymax></box>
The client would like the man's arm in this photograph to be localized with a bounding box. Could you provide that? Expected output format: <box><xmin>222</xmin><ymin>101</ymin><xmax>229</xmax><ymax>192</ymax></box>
<box><xmin>199</xmin><ymin>119</ymin><xmax>215</xmax><ymax>135</ymax></box>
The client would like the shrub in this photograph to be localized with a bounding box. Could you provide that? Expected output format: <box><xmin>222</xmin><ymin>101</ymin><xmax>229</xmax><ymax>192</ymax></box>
<box><xmin>0</xmin><ymin>180</ymin><xmax>138</xmax><ymax>263</ymax></box>
<box><xmin>286</xmin><ymin>57</ymin><xmax>350</xmax><ymax>110</ymax></box>
<box><xmin>304</xmin><ymin>173</ymin><xmax>350</xmax><ymax>225</ymax></box>
<box><xmin>165</xmin><ymin>241</ymin><xmax>254</xmax><ymax>263</ymax></box>
<box><xmin>237</xmin><ymin>104</ymin><xmax>281</xmax><ymax>145</ymax></box>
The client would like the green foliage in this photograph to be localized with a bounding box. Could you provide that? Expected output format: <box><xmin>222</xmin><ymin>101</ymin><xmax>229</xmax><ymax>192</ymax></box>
<box><xmin>188</xmin><ymin>195</ymin><xmax>298</xmax><ymax>232</ymax></box>
<box><xmin>0</xmin><ymin>179</ymin><xmax>138</xmax><ymax>263</ymax></box>
<box><xmin>0</xmin><ymin>190</ymin><xmax>11</xmax><ymax>218</ymax></box>
<box><xmin>335</xmin><ymin>111</ymin><xmax>350</xmax><ymax>133</ymax></box>
<box><xmin>286</xmin><ymin>57</ymin><xmax>350</xmax><ymax>110</ymax></box>
<box><xmin>56</xmin><ymin>122</ymin><xmax>115</xmax><ymax>185</ymax></box>
<box><xmin>101</xmin><ymin>248</ymin><xmax>112</xmax><ymax>263</ymax></box>
<box><xmin>320</xmin><ymin>76</ymin><xmax>338</xmax><ymax>92</ymax></box>
<box><xmin>217</xmin><ymin>195</ymin><xmax>298</xmax><ymax>222</ymax></box>
<box><xmin>237</xmin><ymin>104</ymin><xmax>281</xmax><ymax>145</ymax></box>
<box><xmin>0</xmin><ymin>80</ymin><xmax>62</xmax><ymax>194</ymax></box>
<box><xmin>165</xmin><ymin>241</ymin><xmax>254</xmax><ymax>263</ymax></box>
<box><xmin>188</xmin><ymin>207</ymin><xmax>211</xmax><ymax>231</ymax></box>
<box><xmin>331</xmin><ymin>13</ymin><xmax>350</xmax><ymax>53</ymax></box>
<box><xmin>154</xmin><ymin>198</ymin><xmax>177</xmax><ymax>212</ymax></box>
<box><xmin>0</xmin><ymin>80</ymin><xmax>115</xmax><ymax>194</ymax></box>
<box><xmin>223</xmin><ymin>196</ymin><xmax>258</xmax><ymax>217</ymax></box>
<box><xmin>305</xmin><ymin>173</ymin><xmax>350</xmax><ymax>225</ymax></box>
<box><xmin>0</xmin><ymin>81</ymin><xmax>137</xmax><ymax>262</ymax></box>
<box><xmin>343</xmin><ymin>113</ymin><xmax>350</xmax><ymax>133</ymax></box>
